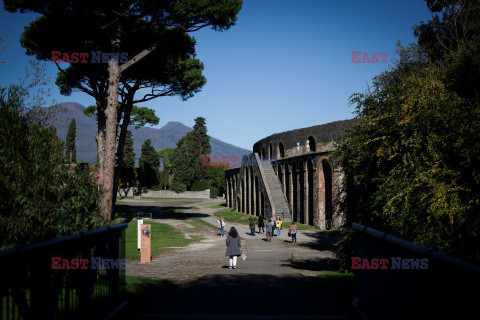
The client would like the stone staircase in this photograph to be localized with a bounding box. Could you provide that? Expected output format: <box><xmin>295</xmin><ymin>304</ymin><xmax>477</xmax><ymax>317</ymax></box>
<box><xmin>256</xmin><ymin>155</ymin><xmax>291</xmax><ymax>221</ymax></box>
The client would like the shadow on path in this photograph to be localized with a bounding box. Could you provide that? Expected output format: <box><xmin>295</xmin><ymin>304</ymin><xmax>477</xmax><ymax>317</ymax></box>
<box><xmin>121</xmin><ymin>273</ymin><xmax>354</xmax><ymax>319</ymax></box>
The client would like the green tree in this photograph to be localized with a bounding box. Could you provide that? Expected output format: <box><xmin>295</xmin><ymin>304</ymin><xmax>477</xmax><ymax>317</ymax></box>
<box><xmin>65</xmin><ymin>118</ymin><xmax>76</xmax><ymax>163</ymax></box>
<box><xmin>138</xmin><ymin>139</ymin><xmax>160</xmax><ymax>189</ymax></box>
<box><xmin>170</xmin><ymin>117</ymin><xmax>211</xmax><ymax>190</ymax></box>
<box><xmin>335</xmin><ymin>41</ymin><xmax>480</xmax><ymax>267</ymax></box>
<box><xmin>119</xmin><ymin>130</ymin><xmax>136</xmax><ymax>188</ymax></box>
<box><xmin>0</xmin><ymin>84</ymin><xmax>104</xmax><ymax>249</ymax></box>
<box><xmin>6</xmin><ymin>0</ymin><xmax>242</xmax><ymax>220</ymax></box>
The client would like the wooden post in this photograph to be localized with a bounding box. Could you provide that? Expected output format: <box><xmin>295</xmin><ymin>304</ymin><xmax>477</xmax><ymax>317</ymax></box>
<box><xmin>140</xmin><ymin>224</ymin><xmax>151</xmax><ymax>263</ymax></box>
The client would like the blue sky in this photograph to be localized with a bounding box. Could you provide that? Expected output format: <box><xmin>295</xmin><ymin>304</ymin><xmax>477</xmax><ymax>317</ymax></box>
<box><xmin>0</xmin><ymin>0</ymin><xmax>432</xmax><ymax>151</ymax></box>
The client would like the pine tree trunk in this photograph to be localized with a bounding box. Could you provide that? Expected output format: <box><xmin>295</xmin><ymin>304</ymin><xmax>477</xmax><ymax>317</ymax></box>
<box><xmin>99</xmin><ymin>59</ymin><xmax>121</xmax><ymax>221</ymax></box>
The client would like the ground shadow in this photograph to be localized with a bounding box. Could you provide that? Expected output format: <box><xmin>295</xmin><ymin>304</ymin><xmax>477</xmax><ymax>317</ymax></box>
<box><xmin>119</xmin><ymin>273</ymin><xmax>354</xmax><ymax>319</ymax></box>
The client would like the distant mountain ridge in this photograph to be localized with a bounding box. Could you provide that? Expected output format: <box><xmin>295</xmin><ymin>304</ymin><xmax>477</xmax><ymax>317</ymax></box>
<box><xmin>48</xmin><ymin>102</ymin><xmax>251</xmax><ymax>165</ymax></box>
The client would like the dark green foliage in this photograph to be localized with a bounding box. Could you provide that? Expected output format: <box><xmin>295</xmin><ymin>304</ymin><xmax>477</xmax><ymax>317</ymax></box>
<box><xmin>191</xmin><ymin>179</ymin><xmax>211</xmax><ymax>191</ymax></box>
<box><xmin>65</xmin><ymin>118</ymin><xmax>76</xmax><ymax>163</ymax></box>
<box><xmin>209</xmin><ymin>187</ymin><xmax>219</xmax><ymax>199</ymax></box>
<box><xmin>335</xmin><ymin>40</ymin><xmax>480</xmax><ymax>266</ymax></box>
<box><xmin>0</xmin><ymin>85</ymin><xmax>104</xmax><ymax>250</ymax></box>
<box><xmin>170</xmin><ymin>117</ymin><xmax>211</xmax><ymax>190</ymax></box>
<box><xmin>210</xmin><ymin>164</ymin><xmax>228</xmax><ymax>196</ymax></box>
<box><xmin>138</xmin><ymin>139</ymin><xmax>160</xmax><ymax>188</ymax></box>
<box><xmin>120</xmin><ymin>130</ymin><xmax>136</xmax><ymax>187</ymax></box>
<box><xmin>158</xmin><ymin>148</ymin><xmax>175</xmax><ymax>170</ymax></box>
<box><xmin>170</xmin><ymin>179</ymin><xmax>187</xmax><ymax>193</ymax></box>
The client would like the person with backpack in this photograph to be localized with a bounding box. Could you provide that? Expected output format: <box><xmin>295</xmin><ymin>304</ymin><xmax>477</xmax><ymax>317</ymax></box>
<box><xmin>249</xmin><ymin>215</ymin><xmax>256</xmax><ymax>236</ymax></box>
<box><xmin>266</xmin><ymin>218</ymin><xmax>274</xmax><ymax>242</ymax></box>
<box><xmin>258</xmin><ymin>214</ymin><xmax>265</xmax><ymax>234</ymax></box>
<box><xmin>289</xmin><ymin>222</ymin><xmax>298</xmax><ymax>243</ymax></box>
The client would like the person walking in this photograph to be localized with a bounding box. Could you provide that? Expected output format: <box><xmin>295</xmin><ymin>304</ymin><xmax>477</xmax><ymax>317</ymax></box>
<box><xmin>258</xmin><ymin>215</ymin><xmax>265</xmax><ymax>234</ymax></box>
<box><xmin>225</xmin><ymin>227</ymin><xmax>242</xmax><ymax>269</ymax></box>
<box><xmin>249</xmin><ymin>215</ymin><xmax>256</xmax><ymax>236</ymax></box>
<box><xmin>218</xmin><ymin>218</ymin><xmax>226</xmax><ymax>236</ymax></box>
<box><xmin>276</xmin><ymin>217</ymin><xmax>283</xmax><ymax>237</ymax></box>
<box><xmin>266</xmin><ymin>218</ymin><xmax>274</xmax><ymax>242</ymax></box>
<box><xmin>289</xmin><ymin>221</ymin><xmax>298</xmax><ymax>243</ymax></box>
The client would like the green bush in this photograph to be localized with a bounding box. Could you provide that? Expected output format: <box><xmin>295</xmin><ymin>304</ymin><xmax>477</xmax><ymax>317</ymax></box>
<box><xmin>170</xmin><ymin>179</ymin><xmax>187</xmax><ymax>193</ymax></box>
<box><xmin>209</xmin><ymin>187</ymin><xmax>219</xmax><ymax>198</ymax></box>
<box><xmin>191</xmin><ymin>179</ymin><xmax>211</xmax><ymax>191</ymax></box>
<box><xmin>0</xmin><ymin>85</ymin><xmax>105</xmax><ymax>250</ymax></box>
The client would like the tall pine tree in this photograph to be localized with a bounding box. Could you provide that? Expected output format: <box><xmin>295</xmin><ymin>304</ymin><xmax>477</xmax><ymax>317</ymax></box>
<box><xmin>120</xmin><ymin>130</ymin><xmax>136</xmax><ymax>188</ymax></box>
<box><xmin>171</xmin><ymin>117</ymin><xmax>211</xmax><ymax>190</ymax></box>
<box><xmin>138</xmin><ymin>139</ymin><xmax>160</xmax><ymax>189</ymax></box>
<box><xmin>65</xmin><ymin>118</ymin><xmax>76</xmax><ymax>163</ymax></box>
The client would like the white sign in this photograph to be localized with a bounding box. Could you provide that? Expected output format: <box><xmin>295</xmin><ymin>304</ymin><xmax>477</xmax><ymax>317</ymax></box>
<box><xmin>137</xmin><ymin>219</ymin><xmax>143</xmax><ymax>250</ymax></box>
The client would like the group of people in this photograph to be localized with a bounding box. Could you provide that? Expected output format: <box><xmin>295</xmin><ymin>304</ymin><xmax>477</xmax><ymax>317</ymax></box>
<box><xmin>222</xmin><ymin>215</ymin><xmax>299</xmax><ymax>270</ymax></box>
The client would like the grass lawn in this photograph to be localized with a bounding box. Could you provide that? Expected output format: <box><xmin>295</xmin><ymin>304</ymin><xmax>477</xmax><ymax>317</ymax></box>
<box><xmin>210</xmin><ymin>203</ymin><xmax>227</xmax><ymax>209</ymax></box>
<box><xmin>214</xmin><ymin>208</ymin><xmax>251</xmax><ymax>225</ymax></box>
<box><xmin>124</xmin><ymin>220</ymin><xmax>202</xmax><ymax>261</ymax></box>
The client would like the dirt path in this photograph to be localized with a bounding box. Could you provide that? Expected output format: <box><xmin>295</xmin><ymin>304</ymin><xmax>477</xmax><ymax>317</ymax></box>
<box><xmin>118</xmin><ymin>198</ymin><xmax>352</xmax><ymax>318</ymax></box>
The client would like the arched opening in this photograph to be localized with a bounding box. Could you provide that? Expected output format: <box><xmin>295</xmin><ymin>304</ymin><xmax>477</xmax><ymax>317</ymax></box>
<box><xmin>245</xmin><ymin>168</ymin><xmax>250</xmax><ymax>214</ymax></box>
<box><xmin>227</xmin><ymin>178</ymin><xmax>231</xmax><ymax>207</ymax></box>
<box><xmin>285</xmin><ymin>165</ymin><xmax>290</xmax><ymax>205</ymax></box>
<box><xmin>299</xmin><ymin>161</ymin><xmax>305</xmax><ymax>224</ymax></box>
<box><xmin>236</xmin><ymin>197</ymin><xmax>241</xmax><ymax>212</ymax></box>
<box><xmin>269</xmin><ymin>143</ymin><xmax>273</xmax><ymax>160</ymax></box>
<box><xmin>278</xmin><ymin>142</ymin><xmax>285</xmax><ymax>158</ymax></box>
<box><xmin>255</xmin><ymin>175</ymin><xmax>260</xmax><ymax>216</ymax></box>
<box><xmin>307</xmin><ymin>160</ymin><xmax>314</xmax><ymax>226</ymax></box>
<box><xmin>322</xmin><ymin>159</ymin><xmax>333</xmax><ymax>229</ymax></box>
<box><xmin>307</xmin><ymin>136</ymin><xmax>316</xmax><ymax>152</ymax></box>
<box><xmin>278</xmin><ymin>164</ymin><xmax>283</xmax><ymax>191</ymax></box>
<box><xmin>292</xmin><ymin>162</ymin><xmax>297</xmax><ymax>222</ymax></box>
<box><xmin>250</xmin><ymin>167</ymin><xmax>254</xmax><ymax>215</ymax></box>
<box><xmin>261</xmin><ymin>147</ymin><xmax>266</xmax><ymax>160</ymax></box>
<box><xmin>241</xmin><ymin>179</ymin><xmax>244</xmax><ymax>213</ymax></box>
<box><xmin>260</xmin><ymin>191</ymin><xmax>265</xmax><ymax>217</ymax></box>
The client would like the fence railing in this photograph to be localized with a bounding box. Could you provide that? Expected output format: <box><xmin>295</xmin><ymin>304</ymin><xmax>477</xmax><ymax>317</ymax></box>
<box><xmin>352</xmin><ymin>223</ymin><xmax>480</xmax><ymax>320</ymax></box>
<box><xmin>0</xmin><ymin>223</ymin><xmax>128</xmax><ymax>320</ymax></box>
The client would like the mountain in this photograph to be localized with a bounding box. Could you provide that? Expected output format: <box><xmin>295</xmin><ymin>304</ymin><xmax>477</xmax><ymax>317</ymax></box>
<box><xmin>47</xmin><ymin>102</ymin><xmax>251</xmax><ymax>166</ymax></box>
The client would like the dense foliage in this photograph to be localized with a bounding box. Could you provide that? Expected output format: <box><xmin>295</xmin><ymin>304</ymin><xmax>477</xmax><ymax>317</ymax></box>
<box><xmin>335</xmin><ymin>0</ymin><xmax>480</xmax><ymax>266</ymax></box>
<box><xmin>0</xmin><ymin>85</ymin><xmax>105</xmax><ymax>250</ymax></box>
<box><xmin>138</xmin><ymin>139</ymin><xmax>160</xmax><ymax>189</ymax></box>
<box><xmin>65</xmin><ymin>118</ymin><xmax>76</xmax><ymax>163</ymax></box>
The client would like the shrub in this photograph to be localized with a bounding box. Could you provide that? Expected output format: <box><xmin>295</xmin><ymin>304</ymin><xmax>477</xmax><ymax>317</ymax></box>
<box><xmin>191</xmin><ymin>179</ymin><xmax>211</xmax><ymax>191</ymax></box>
<box><xmin>210</xmin><ymin>187</ymin><xmax>219</xmax><ymax>198</ymax></box>
<box><xmin>0</xmin><ymin>85</ymin><xmax>105</xmax><ymax>250</ymax></box>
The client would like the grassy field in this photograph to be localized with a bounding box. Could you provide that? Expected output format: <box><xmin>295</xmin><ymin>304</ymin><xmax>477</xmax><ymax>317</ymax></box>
<box><xmin>124</xmin><ymin>220</ymin><xmax>202</xmax><ymax>261</ymax></box>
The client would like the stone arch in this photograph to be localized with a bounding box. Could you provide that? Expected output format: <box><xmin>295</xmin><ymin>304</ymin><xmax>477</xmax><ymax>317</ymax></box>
<box><xmin>241</xmin><ymin>179</ymin><xmax>244</xmax><ymax>213</ymax></box>
<box><xmin>285</xmin><ymin>164</ymin><xmax>290</xmax><ymax>205</ymax></box>
<box><xmin>278</xmin><ymin>141</ymin><xmax>285</xmax><ymax>158</ymax></box>
<box><xmin>292</xmin><ymin>161</ymin><xmax>298</xmax><ymax>222</ymax></box>
<box><xmin>245</xmin><ymin>167</ymin><xmax>250</xmax><ymax>214</ymax></box>
<box><xmin>255</xmin><ymin>175</ymin><xmax>260</xmax><ymax>216</ymax></box>
<box><xmin>299</xmin><ymin>160</ymin><xmax>305</xmax><ymax>224</ymax></box>
<box><xmin>307</xmin><ymin>136</ymin><xmax>316</xmax><ymax>152</ymax></box>
<box><xmin>307</xmin><ymin>159</ymin><xmax>314</xmax><ymax>226</ymax></box>
<box><xmin>260</xmin><ymin>191</ymin><xmax>265</xmax><ymax>217</ymax></box>
<box><xmin>322</xmin><ymin>158</ymin><xmax>333</xmax><ymax>229</ymax></box>
<box><xmin>261</xmin><ymin>147</ymin><xmax>266</xmax><ymax>160</ymax></box>
<box><xmin>250</xmin><ymin>166</ymin><xmax>254</xmax><ymax>215</ymax></box>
